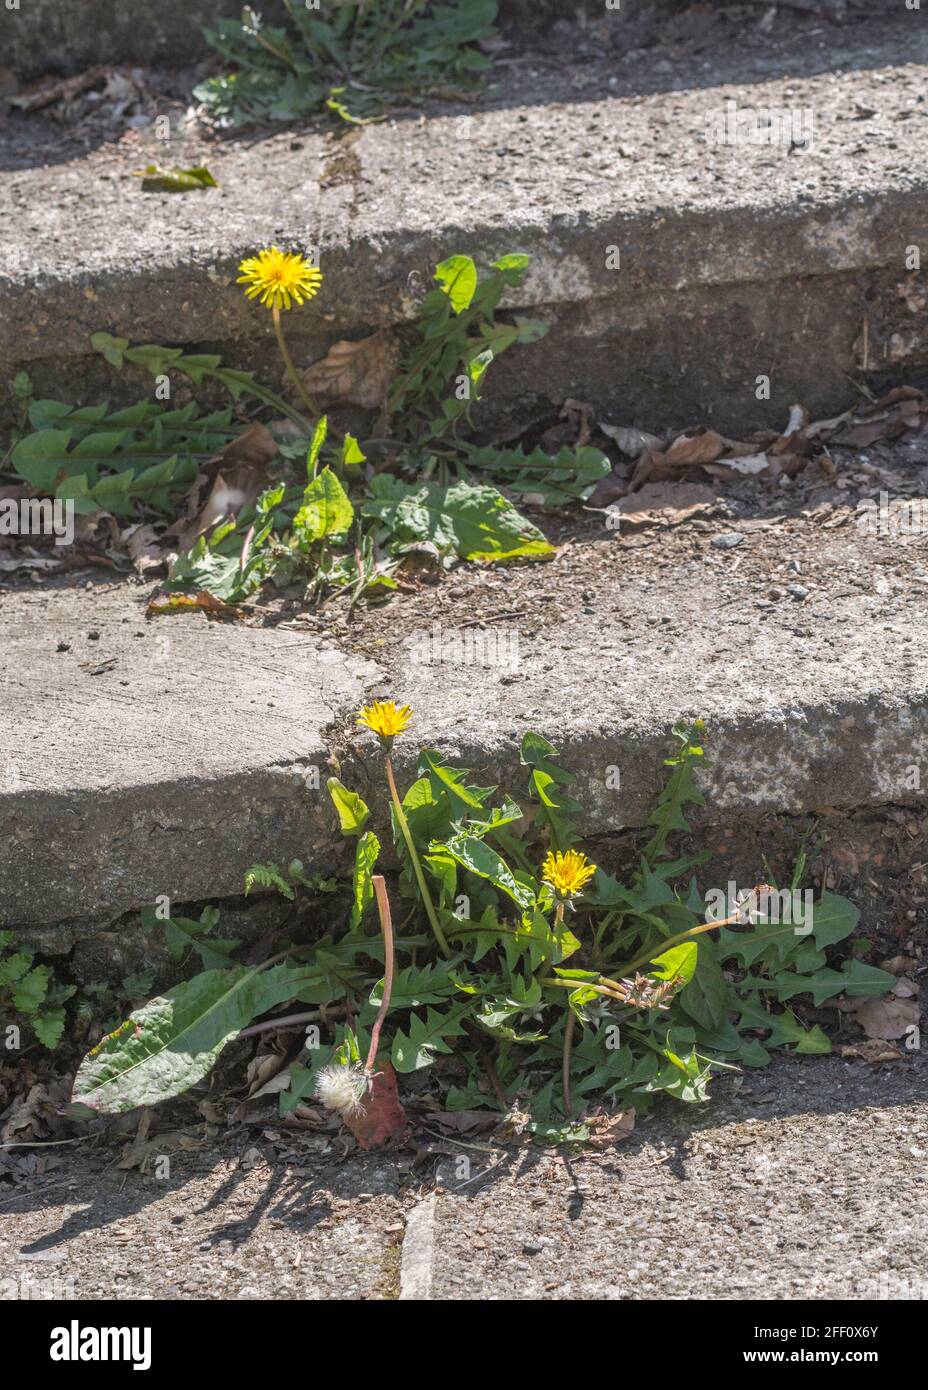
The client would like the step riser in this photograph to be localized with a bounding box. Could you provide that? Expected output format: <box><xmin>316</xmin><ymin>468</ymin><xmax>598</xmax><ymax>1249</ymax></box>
<box><xmin>3</xmin><ymin>693</ymin><xmax>924</xmax><ymax>927</ymax></box>
<box><xmin>2</xmin><ymin>202</ymin><xmax>925</xmax><ymax>436</ymax></box>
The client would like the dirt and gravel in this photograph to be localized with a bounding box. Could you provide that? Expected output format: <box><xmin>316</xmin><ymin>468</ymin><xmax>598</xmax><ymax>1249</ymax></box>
<box><xmin>2</xmin><ymin>1052</ymin><xmax>924</xmax><ymax>1300</ymax></box>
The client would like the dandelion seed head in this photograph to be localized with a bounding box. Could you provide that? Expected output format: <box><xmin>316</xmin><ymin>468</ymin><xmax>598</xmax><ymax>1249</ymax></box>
<box><xmin>314</xmin><ymin>1062</ymin><xmax>367</xmax><ymax>1118</ymax></box>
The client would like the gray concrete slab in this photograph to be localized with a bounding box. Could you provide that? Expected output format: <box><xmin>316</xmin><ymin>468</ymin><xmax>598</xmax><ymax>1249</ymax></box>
<box><xmin>2</xmin><ymin>489</ymin><xmax>927</xmax><ymax>926</ymax></box>
<box><xmin>3</xmin><ymin>49</ymin><xmax>928</xmax><ymax>431</ymax></box>
<box><xmin>425</xmin><ymin>1053</ymin><xmax>928</xmax><ymax>1301</ymax></box>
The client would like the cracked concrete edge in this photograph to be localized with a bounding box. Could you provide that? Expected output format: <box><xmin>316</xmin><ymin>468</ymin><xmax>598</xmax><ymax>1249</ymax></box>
<box><xmin>5</xmin><ymin>52</ymin><xmax>928</xmax><ymax>428</ymax></box>
<box><xmin>3</xmin><ymin>670</ymin><xmax>926</xmax><ymax>929</ymax></box>
<box><xmin>399</xmin><ymin>1195</ymin><xmax>437</xmax><ymax>1302</ymax></box>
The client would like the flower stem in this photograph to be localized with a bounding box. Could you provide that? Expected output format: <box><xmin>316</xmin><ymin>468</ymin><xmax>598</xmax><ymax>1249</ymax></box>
<box><xmin>385</xmin><ymin>754</ymin><xmax>451</xmax><ymax>959</ymax></box>
<box><xmin>365</xmin><ymin>875</ymin><xmax>395</xmax><ymax>1075</ymax></box>
<box><xmin>613</xmin><ymin>899</ymin><xmax>759</xmax><ymax>978</ymax></box>
<box><xmin>272</xmin><ymin>303</ymin><xmax>320</xmax><ymax>420</ymax></box>
<box><xmin>562</xmin><ymin>1009</ymin><xmax>575</xmax><ymax>1115</ymax></box>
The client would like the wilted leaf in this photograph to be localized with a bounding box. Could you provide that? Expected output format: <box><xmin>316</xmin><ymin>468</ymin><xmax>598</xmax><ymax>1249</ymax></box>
<box><xmin>146</xmin><ymin>590</ymin><xmax>245</xmax><ymax>620</ymax></box>
<box><xmin>585</xmin><ymin>1106</ymin><xmax>635</xmax><ymax>1149</ymax></box>
<box><xmin>341</xmin><ymin>1062</ymin><xmax>407</xmax><ymax>1149</ymax></box>
<box><xmin>135</xmin><ymin>165</ymin><xmax>218</xmax><ymax>193</ymax></box>
<box><xmin>851</xmin><ymin>990</ymin><xmax>920</xmax><ymax>1040</ymax></box>
<box><xmin>300</xmin><ymin>332</ymin><xmax>398</xmax><ymax>410</ymax></box>
<box><xmin>599</xmin><ymin>423</ymin><xmax>663</xmax><ymax>457</ymax></box>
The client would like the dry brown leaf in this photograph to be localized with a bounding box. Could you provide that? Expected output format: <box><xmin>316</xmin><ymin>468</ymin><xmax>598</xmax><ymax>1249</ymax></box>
<box><xmin>665</xmin><ymin>430</ymin><xmax>730</xmax><ymax>466</ymax></box>
<box><xmin>839</xmin><ymin>1041</ymin><xmax>904</xmax><ymax>1064</ymax></box>
<box><xmin>879</xmin><ymin>955</ymin><xmax>919</xmax><ymax>975</ymax></box>
<box><xmin>612</xmin><ymin>481</ymin><xmax>719</xmax><ymax>529</ymax></box>
<box><xmin>301</xmin><ymin>331</ymin><xmax>398</xmax><ymax>410</ymax></box>
<box><xmin>852</xmin><ymin>993</ymin><xmax>920</xmax><ymax>1040</ymax></box>
<box><xmin>172</xmin><ymin>421</ymin><xmax>278</xmax><ymax>552</ymax></box>
<box><xmin>0</xmin><ymin>549</ymin><xmax>63</xmax><ymax>573</ymax></box>
<box><xmin>123</xmin><ymin>522</ymin><xmax>164</xmax><ymax>575</ymax></box>
<box><xmin>585</xmin><ymin>1106</ymin><xmax>636</xmax><ymax>1149</ymax></box>
<box><xmin>600</xmin><ymin>422</ymin><xmax>664</xmax><ymax>457</ymax></box>
<box><xmin>703</xmin><ymin>452</ymin><xmax>773</xmax><ymax>479</ymax></box>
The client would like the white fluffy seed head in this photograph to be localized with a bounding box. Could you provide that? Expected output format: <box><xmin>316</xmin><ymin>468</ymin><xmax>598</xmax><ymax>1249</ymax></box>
<box><xmin>315</xmin><ymin>1062</ymin><xmax>368</xmax><ymax>1118</ymax></box>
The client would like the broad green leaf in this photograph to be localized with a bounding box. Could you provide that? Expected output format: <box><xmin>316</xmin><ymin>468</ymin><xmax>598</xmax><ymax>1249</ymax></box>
<box><xmin>678</xmin><ymin>947</ymin><xmax>728</xmax><ymax>1030</ymax></box>
<box><xmin>350</xmin><ymin>831</ymin><xmax>380</xmax><ymax>929</ymax></box>
<box><xmin>438</xmin><ymin>833</ymin><xmax>535</xmax><ymax>911</ymax></box>
<box><xmin>91</xmin><ymin>331</ymin><xmax>129</xmax><ymax>367</ymax></box>
<box><xmin>327</xmin><ymin>777</ymin><xmax>371</xmax><ymax>835</ymax></box>
<box><xmin>11</xmin><ymin>431</ymin><xmax>74</xmax><ymax>490</ymax></box>
<box><xmin>811</xmin><ymin>892</ymin><xmax>859</xmax><ymax>949</ymax></box>
<box><xmin>362</xmin><ymin>476</ymin><xmax>554</xmax><ymax>563</ymax></box>
<box><xmin>307</xmin><ymin>415</ymin><xmax>328</xmax><ymax>478</ymax></box>
<box><xmin>435</xmin><ymin>255</ymin><xmax>477</xmax><ymax>313</ymax></box>
<box><xmin>838</xmin><ymin>958</ymin><xmax>895</xmax><ymax>998</ymax></box>
<box><xmin>341</xmin><ymin>433</ymin><xmax>366</xmax><ymax>466</ymax></box>
<box><xmin>649</xmin><ymin>941</ymin><xmax>698</xmax><ymax>985</ymax></box>
<box><xmin>418</xmin><ymin>749</ymin><xmax>489</xmax><ymax>810</ymax></box>
<box><xmin>72</xmin><ymin>963</ymin><xmax>306</xmax><ymax>1112</ymax></box>
<box><xmin>294</xmin><ymin>465</ymin><xmax>353</xmax><ymax>543</ymax></box>
<box><xmin>391</xmin><ymin>1004</ymin><xmax>468</xmax><ymax>1072</ymax></box>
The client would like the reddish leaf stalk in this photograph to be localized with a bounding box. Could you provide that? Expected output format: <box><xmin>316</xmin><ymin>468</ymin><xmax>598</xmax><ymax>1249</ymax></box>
<box><xmin>365</xmin><ymin>875</ymin><xmax>395</xmax><ymax>1076</ymax></box>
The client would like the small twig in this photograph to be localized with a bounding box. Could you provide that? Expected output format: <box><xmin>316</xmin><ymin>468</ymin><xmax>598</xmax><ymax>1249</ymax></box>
<box><xmin>237</xmin><ymin>1006</ymin><xmax>346</xmax><ymax>1039</ymax></box>
<box><xmin>0</xmin><ymin>1134</ymin><xmax>95</xmax><ymax>1151</ymax></box>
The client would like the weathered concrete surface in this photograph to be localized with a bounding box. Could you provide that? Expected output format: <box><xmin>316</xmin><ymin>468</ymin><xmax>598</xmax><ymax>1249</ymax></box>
<box><xmin>3</xmin><ymin>50</ymin><xmax>928</xmax><ymax>432</ymax></box>
<box><xmin>2</xmin><ymin>510</ymin><xmax>927</xmax><ymax>926</ymax></box>
<box><xmin>0</xmin><ymin>582</ymin><xmax>377</xmax><ymax>925</ymax></box>
<box><xmin>2</xmin><ymin>1143</ymin><xmax>409</xmax><ymax>1300</ymax></box>
<box><xmin>425</xmin><ymin>1053</ymin><xmax>928</xmax><ymax>1301</ymax></box>
<box><xmin>3</xmin><ymin>1053</ymin><xmax>924</xmax><ymax>1302</ymax></box>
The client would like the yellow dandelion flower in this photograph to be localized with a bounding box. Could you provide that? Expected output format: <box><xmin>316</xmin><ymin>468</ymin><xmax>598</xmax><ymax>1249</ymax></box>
<box><xmin>541</xmin><ymin>849</ymin><xmax>597</xmax><ymax>900</ymax></box>
<box><xmin>237</xmin><ymin>247</ymin><xmax>323</xmax><ymax>312</ymax></box>
<box><xmin>357</xmin><ymin>700</ymin><xmax>412</xmax><ymax>741</ymax></box>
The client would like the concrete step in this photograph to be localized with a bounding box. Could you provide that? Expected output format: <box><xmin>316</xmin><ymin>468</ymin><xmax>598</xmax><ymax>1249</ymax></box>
<box><xmin>3</xmin><ymin>21</ymin><xmax>928</xmax><ymax>432</ymax></box>
<box><xmin>416</xmin><ymin>1053</ymin><xmax>928</xmax><ymax>1301</ymax></box>
<box><xmin>3</xmin><ymin>496</ymin><xmax>927</xmax><ymax>926</ymax></box>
